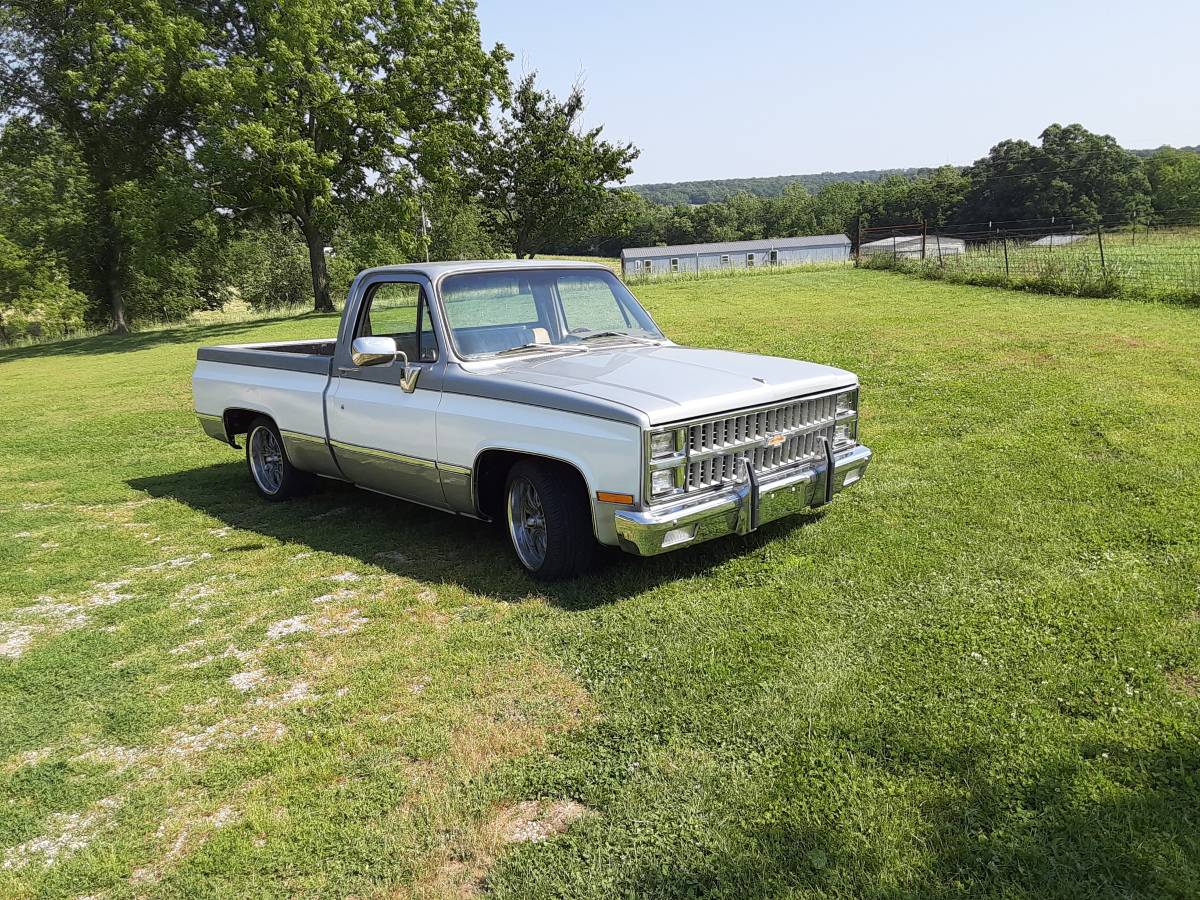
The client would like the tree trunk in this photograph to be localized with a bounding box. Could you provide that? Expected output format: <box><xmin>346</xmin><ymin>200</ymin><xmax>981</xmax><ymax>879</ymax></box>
<box><xmin>304</xmin><ymin>226</ymin><xmax>334</xmax><ymax>312</ymax></box>
<box><xmin>95</xmin><ymin>189</ymin><xmax>129</xmax><ymax>334</ymax></box>
<box><xmin>107</xmin><ymin>267</ymin><xmax>129</xmax><ymax>335</ymax></box>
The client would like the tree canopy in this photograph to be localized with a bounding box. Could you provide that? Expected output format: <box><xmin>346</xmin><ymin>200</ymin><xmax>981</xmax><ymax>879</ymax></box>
<box><xmin>474</xmin><ymin>74</ymin><xmax>638</xmax><ymax>258</ymax></box>
<box><xmin>192</xmin><ymin>0</ymin><xmax>510</xmax><ymax>310</ymax></box>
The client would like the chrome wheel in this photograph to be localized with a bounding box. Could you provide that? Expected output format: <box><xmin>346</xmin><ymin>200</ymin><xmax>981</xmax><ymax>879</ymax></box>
<box><xmin>507</xmin><ymin>475</ymin><xmax>547</xmax><ymax>571</ymax></box>
<box><xmin>249</xmin><ymin>425</ymin><xmax>284</xmax><ymax>495</ymax></box>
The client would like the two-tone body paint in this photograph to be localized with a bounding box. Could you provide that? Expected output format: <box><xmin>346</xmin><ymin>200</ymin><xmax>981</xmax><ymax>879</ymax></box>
<box><xmin>193</xmin><ymin>260</ymin><xmax>863</xmax><ymax>549</ymax></box>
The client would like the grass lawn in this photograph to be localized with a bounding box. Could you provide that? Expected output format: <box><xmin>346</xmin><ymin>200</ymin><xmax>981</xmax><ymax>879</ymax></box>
<box><xmin>2</xmin><ymin>269</ymin><xmax>1198</xmax><ymax>897</ymax></box>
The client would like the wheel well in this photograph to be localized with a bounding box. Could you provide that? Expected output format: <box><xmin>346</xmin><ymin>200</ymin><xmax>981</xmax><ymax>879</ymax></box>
<box><xmin>474</xmin><ymin>450</ymin><xmax>592</xmax><ymax>523</ymax></box>
<box><xmin>222</xmin><ymin>408</ymin><xmax>269</xmax><ymax>446</ymax></box>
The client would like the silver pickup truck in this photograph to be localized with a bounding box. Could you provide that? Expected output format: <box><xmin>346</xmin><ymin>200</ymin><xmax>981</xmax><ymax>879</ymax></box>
<box><xmin>193</xmin><ymin>260</ymin><xmax>871</xmax><ymax>578</ymax></box>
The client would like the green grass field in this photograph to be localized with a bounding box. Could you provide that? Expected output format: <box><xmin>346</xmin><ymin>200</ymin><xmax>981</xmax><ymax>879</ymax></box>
<box><xmin>2</xmin><ymin>269</ymin><xmax>1199</xmax><ymax>898</ymax></box>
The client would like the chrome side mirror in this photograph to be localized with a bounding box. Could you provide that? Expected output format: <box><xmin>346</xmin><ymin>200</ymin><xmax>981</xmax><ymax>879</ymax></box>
<box><xmin>351</xmin><ymin>336</ymin><xmax>398</xmax><ymax>367</ymax></box>
<box><xmin>349</xmin><ymin>336</ymin><xmax>420</xmax><ymax>392</ymax></box>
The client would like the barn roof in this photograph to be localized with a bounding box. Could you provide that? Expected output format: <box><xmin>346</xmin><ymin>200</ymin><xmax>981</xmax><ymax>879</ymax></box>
<box><xmin>620</xmin><ymin>234</ymin><xmax>850</xmax><ymax>259</ymax></box>
<box><xmin>860</xmin><ymin>234</ymin><xmax>965</xmax><ymax>249</ymax></box>
<box><xmin>1030</xmin><ymin>234</ymin><xmax>1088</xmax><ymax>246</ymax></box>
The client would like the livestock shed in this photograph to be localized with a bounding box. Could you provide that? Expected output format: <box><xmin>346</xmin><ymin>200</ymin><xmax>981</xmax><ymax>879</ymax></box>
<box><xmin>1030</xmin><ymin>234</ymin><xmax>1088</xmax><ymax>247</ymax></box>
<box><xmin>620</xmin><ymin>235</ymin><xmax>850</xmax><ymax>277</ymax></box>
<box><xmin>859</xmin><ymin>234</ymin><xmax>966</xmax><ymax>259</ymax></box>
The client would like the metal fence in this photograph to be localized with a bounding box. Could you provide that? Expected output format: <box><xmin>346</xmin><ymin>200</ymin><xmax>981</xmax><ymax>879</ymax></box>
<box><xmin>855</xmin><ymin>212</ymin><xmax>1200</xmax><ymax>299</ymax></box>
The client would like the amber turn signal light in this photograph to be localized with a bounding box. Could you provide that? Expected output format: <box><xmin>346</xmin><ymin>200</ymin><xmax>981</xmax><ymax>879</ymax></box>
<box><xmin>595</xmin><ymin>491</ymin><xmax>634</xmax><ymax>504</ymax></box>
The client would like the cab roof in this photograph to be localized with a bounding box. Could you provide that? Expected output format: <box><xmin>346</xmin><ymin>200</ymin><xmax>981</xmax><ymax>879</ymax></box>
<box><xmin>355</xmin><ymin>259</ymin><xmax>614</xmax><ymax>280</ymax></box>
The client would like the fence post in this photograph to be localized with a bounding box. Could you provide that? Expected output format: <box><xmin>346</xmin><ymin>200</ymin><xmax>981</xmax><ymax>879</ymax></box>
<box><xmin>1097</xmin><ymin>224</ymin><xmax>1106</xmax><ymax>277</ymax></box>
<box><xmin>921</xmin><ymin>221</ymin><xmax>927</xmax><ymax>260</ymax></box>
<box><xmin>1002</xmin><ymin>236</ymin><xmax>1009</xmax><ymax>279</ymax></box>
<box><xmin>855</xmin><ymin>216</ymin><xmax>862</xmax><ymax>266</ymax></box>
<box><xmin>936</xmin><ymin>233</ymin><xmax>943</xmax><ymax>266</ymax></box>
<box><xmin>892</xmin><ymin>234</ymin><xmax>897</xmax><ymax>262</ymax></box>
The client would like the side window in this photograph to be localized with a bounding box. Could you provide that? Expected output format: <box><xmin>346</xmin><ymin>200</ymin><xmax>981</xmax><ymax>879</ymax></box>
<box><xmin>357</xmin><ymin>282</ymin><xmax>438</xmax><ymax>363</ymax></box>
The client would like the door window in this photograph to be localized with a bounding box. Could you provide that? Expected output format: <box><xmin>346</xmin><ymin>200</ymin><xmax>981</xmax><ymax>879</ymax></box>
<box><xmin>357</xmin><ymin>282</ymin><xmax>438</xmax><ymax>362</ymax></box>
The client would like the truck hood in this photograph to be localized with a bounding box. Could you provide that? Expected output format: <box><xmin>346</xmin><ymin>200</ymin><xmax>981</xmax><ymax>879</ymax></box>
<box><xmin>483</xmin><ymin>344</ymin><xmax>857</xmax><ymax>425</ymax></box>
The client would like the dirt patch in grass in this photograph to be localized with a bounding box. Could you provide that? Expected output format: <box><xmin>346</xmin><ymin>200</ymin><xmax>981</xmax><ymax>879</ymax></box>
<box><xmin>404</xmin><ymin>660</ymin><xmax>593</xmax><ymax>898</ymax></box>
<box><xmin>2</xmin><ymin>797</ymin><xmax>122</xmax><ymax>871</ymax></box>
<box><xmin>416</xmin><ymin>800</ymin><xmax>591</xmax><ymax>898</ymax></box>
<box><xmin>492</xmin><ymin>799</ymin><xmax>590</xmax><ymax>844</ymax></box>
<box><xmin>1167</xmin><ymin>670</ymin><xmax>1199</xmax><ymax>697</ymax></box>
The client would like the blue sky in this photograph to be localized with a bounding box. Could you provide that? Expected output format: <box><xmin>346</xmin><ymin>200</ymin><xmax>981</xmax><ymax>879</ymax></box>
<box><xmin>476</xmin><ymin>0</ymin><xmax>1200</xmax><ymax>184</ymax></box>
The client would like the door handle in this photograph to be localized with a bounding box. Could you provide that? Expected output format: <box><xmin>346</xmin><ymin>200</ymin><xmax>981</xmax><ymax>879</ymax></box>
<box><xmin>337</xmin><ymin>366</ymin><xmax>359</xmax><ymax>375</ymax></box>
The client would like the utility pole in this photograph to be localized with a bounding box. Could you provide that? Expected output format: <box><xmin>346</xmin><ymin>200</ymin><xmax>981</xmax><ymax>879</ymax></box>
<box><xmin>420</xmin><ymin>200</ymin><xmax>431</xmax><ymax>263</ymax></box>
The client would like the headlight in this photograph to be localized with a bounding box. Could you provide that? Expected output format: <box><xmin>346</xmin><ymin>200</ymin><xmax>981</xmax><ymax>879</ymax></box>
<box><xmin>649</xmin><ymin>429</ymin><xmax>679</xmax><ymax>459</ymax></box>
<box><xmin>651</xmin><ymin>468</ymin><xmax>678</xmax><ymax>496</ymax></box>
<box><xmin>836</xmin><ymin>388</ymin><xmax>858</xmax><ymax>413</ymax></box>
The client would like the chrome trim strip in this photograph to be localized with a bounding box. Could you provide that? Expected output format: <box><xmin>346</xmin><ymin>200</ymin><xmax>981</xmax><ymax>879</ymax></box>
<box><xmin>280</xmin><ymin>429</ymin><xmax>328</xmax><ymax>446</ymax></box>
<box><xmin>195</xmin><ymin>412</ymin><xmax>222</xmax><ymax>422</ymax></box>
<box><xmin>326</xmin><ymin>438</ymin><xmax>472</xmax><ymax>477</ymax></box>
<box><xmin>329</xmin><ymin>439</ymin><xmax>437</xmax><ymax>469</ymax></box>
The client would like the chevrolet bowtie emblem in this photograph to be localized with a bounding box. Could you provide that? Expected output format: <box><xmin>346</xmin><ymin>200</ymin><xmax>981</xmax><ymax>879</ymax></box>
<box><xmin>765</xmin><ymin>433</ymin><xmax>786</xmax><ymax>448</ymax></box>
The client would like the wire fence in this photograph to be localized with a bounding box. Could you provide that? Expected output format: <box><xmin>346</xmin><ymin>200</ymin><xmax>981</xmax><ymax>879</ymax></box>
<box><xmin>855</xmin><ymin>212</ymin><xmax>1200</xmax><ymax>301</ymax></box>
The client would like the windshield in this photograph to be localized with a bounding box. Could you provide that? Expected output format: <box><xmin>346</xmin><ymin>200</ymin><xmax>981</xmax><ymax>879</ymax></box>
<box><xmin>439</xmin><ymin>268</ymin><xmax>663</xmax><ymax>359</ymax></box>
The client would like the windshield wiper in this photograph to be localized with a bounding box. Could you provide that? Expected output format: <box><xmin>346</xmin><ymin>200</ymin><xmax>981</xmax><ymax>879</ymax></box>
<box><xmin>490</xmin><ymin>342</ymin><xmax>587</xmax><ymax>358</ymax></box>
<box><xmin>570</xmin><ymin>329</ymin><xmax>659</xmax><ymax>344</ymax></box>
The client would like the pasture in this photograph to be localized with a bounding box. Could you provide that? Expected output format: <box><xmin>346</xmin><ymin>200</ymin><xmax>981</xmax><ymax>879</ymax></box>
<box><xmin>1</xmin><ymin>268</ymin><xmax>1198</xmax><ymax>897</ymax></box>
<box><xmin>864</xmin><ymin>226</ymin><xmax>1200</xmax><ymax>302</ymax></box>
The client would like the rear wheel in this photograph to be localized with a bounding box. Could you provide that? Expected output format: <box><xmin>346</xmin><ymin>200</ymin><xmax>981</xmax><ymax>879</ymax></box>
<box><xmin>245</xmin><ymin>416</ymin><xmax>312</xmax><ymax>501</ymax></box>
<box><xmin>505</xmin><ymin>460</ymin><xmax>596</xmax><ymax>580</ymax></box>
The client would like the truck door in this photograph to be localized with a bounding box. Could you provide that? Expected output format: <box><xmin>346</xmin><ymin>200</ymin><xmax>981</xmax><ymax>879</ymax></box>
<box><xmin>326</xmin><ymin>277</ymin><xmax>447</xmax><ymax>509</ymax></box>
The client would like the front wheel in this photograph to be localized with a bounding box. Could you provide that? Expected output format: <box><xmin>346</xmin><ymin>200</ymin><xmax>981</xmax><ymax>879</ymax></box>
<box><xmin>505</xmin><ymin>460</ymin><xmax>596</xmax><ymax>580</ymax></box>
<box><xmin>245</xmin><ymin>416</ymin><xmax>313</xmax><ymax>501</ymax></box>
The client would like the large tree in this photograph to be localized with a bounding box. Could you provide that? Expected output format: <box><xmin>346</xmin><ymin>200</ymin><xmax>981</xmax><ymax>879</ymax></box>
<box><xmin>960</xmin><ymin>124</ymin><xmax>1149</xmax><ymax>228</ymax></box>
<box><xmin>193</xmin><ymin>0</ymin><xmax>508</xmax><ymax>311</ymax></box>
<box><xmin>1143</xmin><ymin>147</ymin><xmax>1200</xmax><ymax>217</ymax></box>
<box><xmin>475</xmin><ymin>74</ymin><xmax>639</xmax><ymax>258</ymax></box>
<box><xmin>1</xmin><ymin>0</ymin><xmax>211</xmax><ymax>332</ymax></box>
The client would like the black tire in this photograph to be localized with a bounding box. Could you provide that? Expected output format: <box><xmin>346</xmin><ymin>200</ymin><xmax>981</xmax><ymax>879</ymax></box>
<box><xmin>244</xmin><ymin>416</ymin><xmax>313</xmax><ymax>501</ymax></box>
<box><xmin>504</xmin><ymin>459</ymin><xmax>596</xmax><ymax>580</ymax></box>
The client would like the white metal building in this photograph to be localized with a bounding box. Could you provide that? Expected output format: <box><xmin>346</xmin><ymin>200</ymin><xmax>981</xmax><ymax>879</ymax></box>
<box><xmin>620</xmin><ymin>235</ymin><xmax>851</xmax><ymax>277</ymax></box>
<box><xmin>859</xmin><ymin>234</ymin><xmax>966</xmax><ymax>259</ymax></box>
<box><xmin>1030</xmin><ymin>234</ymin><xmax>1088</xmax><ymax>247</ymax></box>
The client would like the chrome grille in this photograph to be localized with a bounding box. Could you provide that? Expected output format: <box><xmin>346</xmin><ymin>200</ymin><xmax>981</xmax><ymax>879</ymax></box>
<box><xmin>684</xmin><ymin>393</ymin><xmax>838</xmax><ymax>492</ymax></box>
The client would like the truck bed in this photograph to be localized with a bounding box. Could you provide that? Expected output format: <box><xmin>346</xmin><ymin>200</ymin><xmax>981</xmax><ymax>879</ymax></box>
<box><xmin>195</xmin><ymin>339</ymin><xmax>336</xmax><ymax>375</ymax></box>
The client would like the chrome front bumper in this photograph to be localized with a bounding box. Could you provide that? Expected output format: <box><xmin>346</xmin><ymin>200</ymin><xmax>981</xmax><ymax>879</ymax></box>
<box><xmin>614</xmin><ymin>444</ymin><xmax>872</xmax><ymax>556</ymax></box>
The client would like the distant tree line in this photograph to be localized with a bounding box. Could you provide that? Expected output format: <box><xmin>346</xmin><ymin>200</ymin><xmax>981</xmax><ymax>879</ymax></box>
<box><xmin>548</xmin><ymin>127</ymin><xmax>1200</xmax><ymax>259</ymax></box>
<box><xmin>629</xmin><ymin>146</ymin><xmax>1200</xmax><ymax>207</ymax></box>
<box><xmin>628</xmin><ymin>168</ymin><xmax>940</xmax><ymax>206</ymax></box>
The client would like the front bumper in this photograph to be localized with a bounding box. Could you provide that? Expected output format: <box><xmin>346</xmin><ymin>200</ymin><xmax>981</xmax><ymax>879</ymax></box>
<box><xmin>614</xmin><ymin>443</ymin><xmax>872</xmax><ymax>556</ymax></box>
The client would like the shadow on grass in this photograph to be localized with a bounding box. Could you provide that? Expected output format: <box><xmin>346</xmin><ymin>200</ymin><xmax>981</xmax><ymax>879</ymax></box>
<box><xmin>622</xmin><ymin>738</ymin><xmax>1199</xmax><ymax>897</ymax></box>
<box><xmin>0</xmin><ymin>310</ymin><xmax>333</xmax><ymax>362</ymax></box>
<box><xmin>128</xmin><ymin>461</ymin><xmax>822</xmax><ymax>609</ymax></box>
